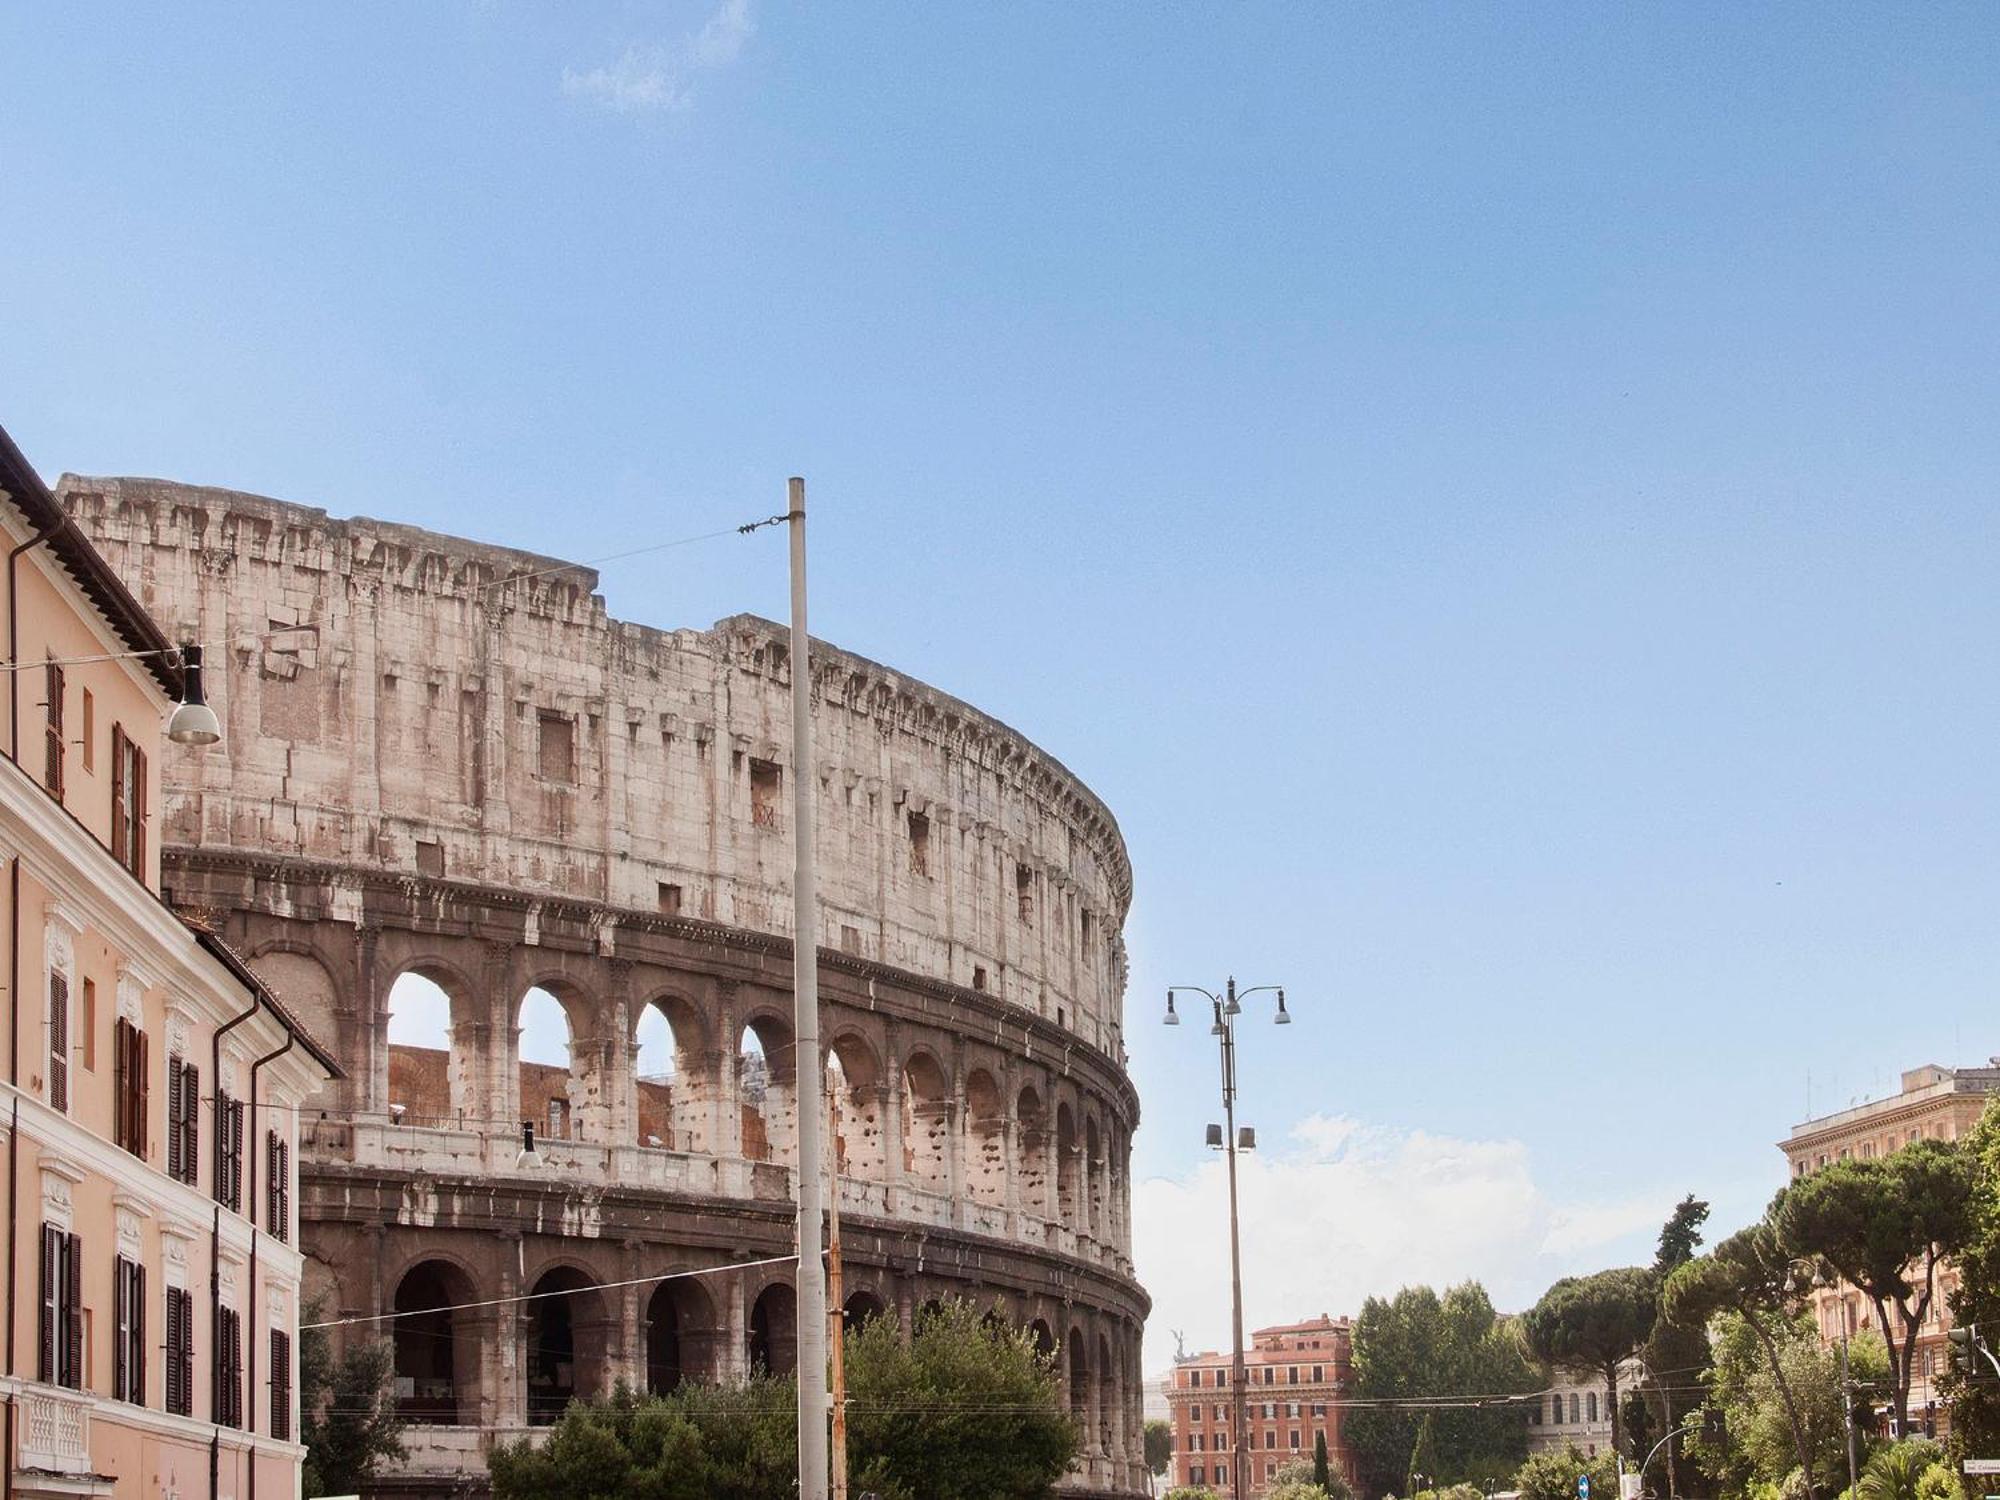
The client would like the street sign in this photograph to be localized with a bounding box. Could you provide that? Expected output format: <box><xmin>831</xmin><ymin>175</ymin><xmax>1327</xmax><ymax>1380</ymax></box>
<box><xmin>1577</xmin><ymin>1477</ymin><xmax>1591</xmax><ymax>1500</ymax></box>
<box><xmin>1962</xmin><ymin>1461</ymin><xmax>2000</xmax><ymax>1476</ymax></box>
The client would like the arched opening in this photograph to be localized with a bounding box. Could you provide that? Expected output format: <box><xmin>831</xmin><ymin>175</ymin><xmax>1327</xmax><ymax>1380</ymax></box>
<box><xmin>526</xmin><ymin>1267</ymin><xmax>608</xmax><ymax>1424</ymax></box>
<box><xmin>738</xmin><ymin>1015</ymin><xmax>796</xmax><ymax>1165</ymax></box>
<box><xmin>1097</xmin><ymin>1330</ymin><xmax>1115</xmax><ymax>1456</ymax></box>
<box><xmin>825</xmin><ymin>1033</ymin><xmax>884</xmax><ymax>1183</ymax></box>
<box><xmin>1029</xmin><ymin>1318</ymin><xmax>1056</xmax><ymax>1365</ymax></box>
<box><xmin>1056</xmin><ymin>1102</ymin><xmax>1079</xmax><ymax>1228</ymax></box>
<box><xmin>963</xmin><ymin>1068</ymin><xmax>1006</xmax><ymax>1207</ymax></box>
<box><xmin>634</xmin><ymin>995</ymin><xmax>708</xmax><ymax>1152</ymax></box>
<box><xmin>387</xmin><ymin>969</ymin><xmax>476</xmax><ymax>1128</ymax></box>
<box><xmin>841</xmin><ymin>1289</ymin><xmax>886</xmax><ymax>1334</ymax></box>
<box><xmin>749</xmin><ymin>1282</ymin><xmax>797</xmax><ymax>1376</ymax></box>
<box><xmin>517</xmin><ymin>988</ymin><xmax>579</xmax><ymax>1143</ymax></box>
<box><xmin>902</xmin><ymin>1051</ymin><xmax>952</xmax><ymax>1195</ymax></box>
<box><xmin>1085</xmin><ymin>1115</ymin><xmax>1104</xmax><ymax>1239</ymax></box>
<box><xmin>645</xmin><ymin>1275</ymin><xmax>720</xmax><ymax>1391</ymax></box>
<box><xmin>392</xmin><ymin>1260</ymin><xmax>478</xmax><ymax>1424</ymax></box>
<box><xmin>1067</xmin><ymin>1327</ymin><xmax>1089</xmax><ymax>1432</ymax></box>
<box><xmin>1017</xmin><ymin>1087</ymin><xmax>1049</xmax><ymax>1219</ymax></box>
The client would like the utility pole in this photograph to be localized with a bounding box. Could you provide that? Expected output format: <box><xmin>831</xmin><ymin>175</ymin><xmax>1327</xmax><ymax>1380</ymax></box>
<box><xmin>789</xmin><ymin>476</ymin><xmax>829</xmax><ymax>1500</ymax></box>
<box><xmin>1840</xmin><ymin>1321</ymin><xmax>1859</xmax><ymax>1499</ymax></box>
<box><xmin>828</xmin><ymin>1081</ymin><xmax>849</xmax><ymax>1500</ymax></box>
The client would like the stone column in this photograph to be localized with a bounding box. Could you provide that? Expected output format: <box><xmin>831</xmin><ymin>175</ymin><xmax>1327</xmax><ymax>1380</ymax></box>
<box><xmin>620</xmin><ymin>1240</ymin><xmax>648</xmax><ymax>1392</ymax></box>
<box><xmin>883</xmin><ymin>1035</ymin><xmax>907</xmax><ymax>1214</ymax></box>
<box><xmin>357</xmin><ymin>921</ymin><xmax>387</xmax><ymax>1117</ymax></box>
<box><xmin>1001</xmin><ymin>1108</ymin><xmax>1020</xmax><ymax>1238</ymax></box>
<box><xmin>492</xmin><ymin>1233</ymin><xmax>525</xmax><ymax>1428</ymax></box>
<box><xmin>714</xmin><ymin>983</ymin><xmax>743</xmax><ymax>1159</ymax></box>
<box><xmin>594</xmin><ymin>960</ymin><xmax>635</xmax><ymax>1145</ymax></box>
<box><xmin>482</xmin><ymin>940</ymin><xmax>518</xmax><ymax>1169</ymax></box>
<box><xmin>723</xmin><ymin>1268</ymin><xmax>749</xmax><ymax>1383</ymax></box>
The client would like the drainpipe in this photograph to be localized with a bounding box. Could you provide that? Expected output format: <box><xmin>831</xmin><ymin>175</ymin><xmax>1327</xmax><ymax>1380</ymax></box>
<box><xmin>210</xmin><ymin>1206</ymin><xmax>221</xmax><ymax>1500</ymax></box>
<box><xmin>246</xmin><ymin>1031</ymin><xmax>294</xmax><ymax>1500</ymax></box>
<box><xmin>7</xmin><ymin>514</ymin><xmax>65</xmax><ymax>765</ymax></box>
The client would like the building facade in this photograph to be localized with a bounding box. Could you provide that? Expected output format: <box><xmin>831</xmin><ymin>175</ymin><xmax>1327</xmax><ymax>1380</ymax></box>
<box><xmin>0</xmin><ymin>428</ymin><xmax>334</xmax><ymax>1500</ymax></box>
<box><xmin>1780</xmin><ymin>1061</ymin><xmax>2000</xmax><ymax>1433</ymax></box>
<box><xmin>62</xmin><ymin>475</ymin><xmax>1150</xmax><ymax>1498</ymax></box>
<box><xmin>1524</xmin><ymin>1367</ymin><xmax>1620</xmax><ymax>1457</ymax></box>
<box><xmin>1165</xmin><ymin>1316</ymin><xmax>1354</xmax><ymax>1496</ymax></box>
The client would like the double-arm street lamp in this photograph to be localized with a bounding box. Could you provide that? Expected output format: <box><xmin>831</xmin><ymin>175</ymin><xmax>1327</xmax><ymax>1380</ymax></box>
<box><xmin>1164</xmin><ymin>977</ymin><xmax>1290</xmax><ymax>1500</ymax></box>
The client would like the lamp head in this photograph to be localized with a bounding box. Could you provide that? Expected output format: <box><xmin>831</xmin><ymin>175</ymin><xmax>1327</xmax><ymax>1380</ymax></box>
<box><xmin>516</xmin><ymin>1120</ymin><xmax>543</xmax><ymax>1170</ymax></box>
<box><xmin>1274</xmin><ymin>988</ymin><xmax>1291</xmax><ymax>1024</ymax></box>
<box><xmin>1223</xmin><ymin>976</ymin><xmax>1241</xmax><ymax>1016</ymax></box>
<box><xmin>1164</xmin><ymin>991</ymin><xmax>1180</xmax><ymax>1026</ymax></box>
<box><xmin>167</xmin><ymin>643</ymin><xmax>222</xmax><ymax>746</ymax></box>
<box><xmin>1205</xmin><ymin>1123</ymin><xmax>1224</xmax><ymax>1149</ymax></box>
<box><xmin>1238</xmin><ymin>1126</ymin><xmax>1256</xmax><ymax>1150</ymax></box>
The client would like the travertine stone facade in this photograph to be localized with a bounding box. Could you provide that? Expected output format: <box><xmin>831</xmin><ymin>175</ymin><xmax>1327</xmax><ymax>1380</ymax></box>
<box><xmin>62</xmin><ymin>476</ymin><xmax>1148</xmax><ymax>1500</ymax></box>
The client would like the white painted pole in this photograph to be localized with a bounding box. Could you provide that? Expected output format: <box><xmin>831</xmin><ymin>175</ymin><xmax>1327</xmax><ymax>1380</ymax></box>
<box><xmin>788</xmin><ymin>476</ymin><xmax>830</xmax><ymax>1499</ymax></box>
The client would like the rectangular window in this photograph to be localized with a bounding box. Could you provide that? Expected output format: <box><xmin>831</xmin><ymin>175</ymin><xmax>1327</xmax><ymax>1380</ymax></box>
<box><xmin>215</xmin><ymin>1304</ymin><xmax>243</xmax><ymax>1427</ymax></box>
<box><xmin>1312</xmin><ymin>1365</ymin><xmax>1323</xmax><ymax>1383</ymax></box>
<box><xmin>1289</xmin><ymin>1366</ymin><xmax>1299</xmax><ymax>1384</ymax></box>
<box><xmin>1189</xmin><ymin>1369</ymin><xmax>1200</xmax><ymax>1387</ymax></box>
<box><xmin>1192</xmin><ymin>1467</ymin><xmax>1205</xmax><ymax>1486</ymax></box>
<box><xmin>414</xmin><ymin>840</ymin><xmax>444</xmax><ymax>878</ymax></box>
<box><xmin>81</xmin><ymin>688</ymin><xmax>93</xmax><ymax>773</ymax></box>
<box><xmin>38</xmin><ymin>1224</ymin><xmax>82</xmax><ymax>1388</ymax></box>
<box><xmin>271</xmin><ymin>1329</ymin><xmax>293</xmax><ymax>1441</ymax></box>
<box><xmin>266</xmin><ymin>1131</ymin><xmax>290</xmax><ymax>1242</ymax></box>
<box><xmin>537</xmin><ymin>713</ymin><xmax>576</xmax><ymax>783</ymax></box>
<box><xmin>549</xmin><ymin>1097</ymin><xmax>568</xmax><ymax>1139</ymax></box>
<box><xmin>110</xmin><ymin>726</ymin><xmax>148</xmax><ymax>879</ymax></box>
<box><xmin>167</xmin><ymin>1057</ymin><xmax>200</xmax><ymax>1185</ymax></box>
<box><xmin>1016</xmin><ymin>864</ymin><xmax>1033</xmax><ymax>924</ymax></box>
<box><xmin>749</xmin><ymin>759</ymin><xmax>781</xmax><ymax>828</ymax></box>
<box><xmin>115</xmin><ymin>1256</ymin><xmax>146</xmax><ymax>1403</ymax></box>
<box><xmin>48</xmin><ymin>971</ymin><xmax>69</xmax><ymax>1113</ymax></box>
<box><xmin>215</xmin><ymin>1090</ymin><xmax>243</xmax><ymax>1210</ymax></box>
<box><xmin>971</xmin><ymin>965</ymin><xmax>987</xmax><ymax>992</ymax></box>
<box><xmin>44</xmin><ymin>660</ymin><xmax>64</xmax><ymax>800</ymax></box>
<box><xmin>113</xmin><ymin>1017</ymin><xmax>149</xmax><ymax>1157</ymax></box>
<box><xmin>165</xmin><ymin>1286</ymin><xmax>194</xmax><ymax>1416</ymax></box>
<box><xmin>1291</xmin><ymin>1430</ymin><xmax>1302</xmax><ymax>1450</ymax></box>
<box><xmin>907</xmin><ymin>811</ymin><xmax>930</xmax><ymax>877</ymax></box>
<box><xmin>657</xmin><ymin>883</ymin><xmax>683</xmax><ymax>917</ymax></box>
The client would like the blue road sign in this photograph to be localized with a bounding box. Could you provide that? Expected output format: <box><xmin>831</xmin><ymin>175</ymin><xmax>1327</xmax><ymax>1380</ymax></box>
<box><xmin>1578</xmin><ymin>1477</ymin><xmax>1592</xmax><ymax>1500</ymax></box>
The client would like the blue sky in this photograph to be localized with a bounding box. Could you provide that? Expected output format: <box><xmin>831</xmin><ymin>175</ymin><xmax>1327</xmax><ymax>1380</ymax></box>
<box><xmin>6</xmin><ymin>3</ymin><xmax>1999</xmax><ymax>1371</ymax></box>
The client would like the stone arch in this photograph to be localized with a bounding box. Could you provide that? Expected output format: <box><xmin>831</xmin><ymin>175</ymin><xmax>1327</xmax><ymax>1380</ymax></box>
<box><xmin>390</xmin><ymin>1257</ymin><xmax>482</xmax><ymax>1425</ymax></box>
<box><xmin>1016</xmin><ymin>1084</ymin><xmax>1050</xmax><ymax>1219</ymax></box>
<box><xmin>737</xmin><ymin>1009</ymin><xmax>796</xmax><ymax>1166</ymax></box>
<box><xmin>901</xmin><ymin>1048</ymin><xmax>952</xmax><ymax>1196</ymax></box>
<box><xmin>1029</xmin><ymin>1317</ymin><xmax>1056</xmax><ymax>1364</ymax></box>
<box><xmin>524</xmin><ymin>1263</ymin><xmax>612</xmax><ymax>1423</ymax></box>
<box><xmin>748</xmin><ymin>1279</ymin><xmax>797</xmax><ymax>1376</ymax></box>
<box><xmin>386</xmin><ymin>961</ymin><xmax>483</xmax><ymax>1128</ymax></box>
<box><xmin>962</xmin><ymin>1067</ymin><xmax>1006</xmax><ymax>1208</ymax></box>
<box><xmin>633</xmin><ymin>990</ymin><xmax>710</xmax><ymax>1153</ymax></box>
<box><xmin>841</xmin><ymin>1287</ymin><xmax>887</xmax><ymax>1333</ymax></box>
<box><xmin>825</xmin><ymin>1029</ymin><xmax>885</xmax><ymax>1183</ymax></box>
<box><xmin>1085</xmin><ymin>1112</ymin><xmax>1104</xmax><ymax>1240</ymax></box>
<box><xmin>1067</xmin><ymin>1322</ymin><xmax>1089</xmax><ymax>1430</ymax></box>
<box><xmin>1096</xmin><ymin>1329</ymin><xmax>1115</xmax><ymax>1456</ymax></box>
<box><xmin>1055</xmin><ymin>1101</ymin><xmax>1079</xmax><ymax>1228</ymax></box>
<box><xmin>646</xmin><ymin>1272</ymin><xmax>719</xmax><ymax>1393</ymax></box>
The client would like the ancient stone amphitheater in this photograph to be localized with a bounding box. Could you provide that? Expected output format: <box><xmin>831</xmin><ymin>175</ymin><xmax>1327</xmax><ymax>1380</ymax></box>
<box><xmin>62</xmin><ymin>476</ymin><xmax>1148</xmax><ymax>1500</ymax></box>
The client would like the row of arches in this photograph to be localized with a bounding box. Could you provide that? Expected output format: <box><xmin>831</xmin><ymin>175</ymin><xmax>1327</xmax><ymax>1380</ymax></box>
<box><xmin>380</xmin><ymin>969</ymin><xmax>1133</xmax><ymax>1251</ymax></box>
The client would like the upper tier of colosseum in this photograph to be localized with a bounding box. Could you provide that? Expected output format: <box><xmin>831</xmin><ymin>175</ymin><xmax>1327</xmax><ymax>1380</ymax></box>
<box><xmin>59</xmin><ymin>475</ymin><xmax>1134</xmax><ymax>1055</ymax></box>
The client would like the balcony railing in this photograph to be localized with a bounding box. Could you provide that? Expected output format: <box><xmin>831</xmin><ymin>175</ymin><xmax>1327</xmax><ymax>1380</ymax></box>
<box><xmin>19</xmin><ymin>1386</ymin><xmax>91</xmax><ymax>1474</ymax></box>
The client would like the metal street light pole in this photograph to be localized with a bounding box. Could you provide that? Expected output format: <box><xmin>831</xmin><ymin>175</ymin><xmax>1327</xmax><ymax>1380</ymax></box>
<box><xmin>1165</xmin><ymin>977</ymin><xmax>1290</xmax><ymax>1500</ymax></box>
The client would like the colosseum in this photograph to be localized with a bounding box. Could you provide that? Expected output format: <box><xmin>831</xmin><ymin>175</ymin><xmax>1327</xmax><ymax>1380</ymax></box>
<box><xmin>60</xmin><ymin>475</ymin><xmax>1149</xmax><ymax>1499</ymax></box>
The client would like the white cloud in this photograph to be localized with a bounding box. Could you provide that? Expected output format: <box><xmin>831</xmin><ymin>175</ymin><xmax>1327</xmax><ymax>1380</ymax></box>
<box><xmin>561</xmin><ymin>0</ymin><xmax>754</xmax><ymax>116</ymax></box>
<box><xmin>1134</xmin><ymin>1113</ymin><xmax>1680</xmax><ymax>1375</ymax></box>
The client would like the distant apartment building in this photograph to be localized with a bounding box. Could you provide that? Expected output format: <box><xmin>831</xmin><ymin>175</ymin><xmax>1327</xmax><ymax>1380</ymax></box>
<box><xmin>1165</xmin><ymin>1315</ymin><xmax>1355</xmax><ymax>1497</ymax></box>
<box><xmin>0</xmin><ymin>425</ymin><xmax>337</xmax><ymax>1500</ymax></box>
<box><xmin>1524</xmin><ymin>1364</ymin><xmax>1632</xmax><ymax>1457</ymax></box>
<box><xmin>1780</xmin><ymin>1060</ymin><xmax>2000</xmax><ymax>1430</ymax></box>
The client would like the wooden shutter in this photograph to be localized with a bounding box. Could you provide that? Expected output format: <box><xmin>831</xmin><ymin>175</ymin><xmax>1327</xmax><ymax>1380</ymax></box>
<box><xmin>167</xmin><ymin>1058</ymin><xmax>183</xmax><ymax>1179</ymax></box>
<box><xmin>166</xmin><ymin>1288</ymin><xmax>189</xmax><ymax>1416</ymax></box>
<box><xmin>271</xmin><ymin>1329</ymin><xmax>292</xmax><ymax>1441</ymax></box>
<box><xmin>131</xmin><ymin>1262</ymin><xmax>147</xmax><ymax>1406</ymax></box>
<box><xmin>114</xmin><ymin>1019</ymin><xmax>130</xmax><ymax>1148</ymax></box>
<box><xmin>278</xmin><ymin>1138</ymin><xmax>290</xmax><ymax>1241</ymax></box>
<box><xmin>110</xmin><ymin>725</ymin><xmax>128</xmax><ymax>866</ymax></box>
<box><xmin>135</xmin><ymin>1027</ymin><xmax>149</xmax><ymax>1158</ymax></box>
<box><xmin>44</xmin><ymin>662</ymin><xmax>63</xmax><ymax>800</ymax></box>
<box><xmin>114</xmin><ymin>1258</ymin><xmax>130</xmax><ymax>1401</ymax></box>
<box><xmin>230</xmin><ymin>1099</ymin><xmax>244</xmax><ymax>1209</ymax></box>
<box><xmin>133</xmin><ymin>743</ymin><xmax>148</xmax><ymax>877</ymax></box>
<box><xmin>48</xmin><ymin>973</ymin><xmax>68</xmax><ymax>1113</ymax></box>
<box><xmin>180</xmin><ymin>1063</ymin><xmax>200</xmax><ymax>1185</ymax></box>
<box><xmin>37</xmin><ymin>1225</ymin><xmax>56</xmax><ymax>1382</ymax></box>
<box><xmin>61</xmin><ymin>1232</ymin><xmax>82</xmax><ymax>1388</ymax></box>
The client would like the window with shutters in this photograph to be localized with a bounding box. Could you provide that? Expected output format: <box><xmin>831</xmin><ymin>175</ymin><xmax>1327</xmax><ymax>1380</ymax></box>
<box><xmin>114</xmin><ymin>1256</ymin><xmax>146</xmax><ymax>1403</ymax></box>
<box><xmin>165</xmin><ymin>1287</ymin><xmax>194</xmax><ymax>1416</ymax></box>
<box><xmin>110</xmin><ymin>726</ymin><xmax>147</xmax><ymax>880</ymax></box>
<box><xmin>270</xmin><ymin>1329</ymin><xmax>293</xmax><ymax>1441</ymax></box>
<box><xmin>167</xmin><ymin>1056</ymin><xmax>199</xmax><ymax>1186</ymax></box>
<box><xmin>267</xmin><ymin>1131</ymin><xmax>290</xmax><ymax>1241</ymax></box>
<box><xmin>113</xmin><ymin>1018</ymin><xmax>149</xmax><ymax>1158</ymax></box>
<box><xmin>215</xmin><ymin>1304</ymin><xmax>243</xmax><ymax>1428</ymax></box>
<box><xmin>47</xmin><ymin>971</ymin><xmax>69</xmax><ymax>1114</ymax></box>
<box><xmin>43</xmin><ymin>660</ymin><xmax>64</xmax><ymax>801</ymax></box>
<box><xmin>38</xmin><ymin>1224</ymin><xmax>82</xmax><ymax>1389</ymax></box>
<box><xmin>215</xmin><ymin>1091</ymin><xmax>243</xmax><ymax>1211</ymax></box>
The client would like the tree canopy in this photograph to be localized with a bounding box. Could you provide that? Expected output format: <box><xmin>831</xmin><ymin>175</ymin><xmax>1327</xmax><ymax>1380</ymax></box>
<box><xmin>299</xmin><ymin>1323</ymin><xmax>404</xmax><ymax>1500</ymax></box>
<box><xmin>1522</xmin><ymin>1267</ymin><xmax>1658</xmax><ymax>1457</ymax></box>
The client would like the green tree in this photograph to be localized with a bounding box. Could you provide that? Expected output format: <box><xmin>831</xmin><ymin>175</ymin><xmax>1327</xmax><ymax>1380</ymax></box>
<box><xmin>1514</xmin><ymin>1443</ymin><xmax>1616</xmax><ymax>1500</ymax></box>
<box><xmin>1316</xmin><ymin>1429</ymin><xmax>1334</xmax><ymax>1492</ymax></box>
<box><xmin>299</xmin><ymin>1319</ymin><xmax>404</xmax><ymax>1500</ymax></box>
<box><xmin>488</xmin><ymin>1380</ymin><xmax>795</xmax><ymax>1500</ymax></box>
<box><xmin>1664</xmin><ymin>1223</ymin><xmax>1822</xmax><ymax>1498</ymax></box>
<box><xmin>1857</xmin><ymin>1441</ymin><xmax>1945</xmax><ymax>1500</ymax></box>
<box><xmin>1942</xmin><ymin>1098</ymin><xmax>2000</xmax><ymax>1466</ymax></box>
<box><xmin>1347</xmin><ymin>1283</ymin><xmax>1541</xmax><ymax>1496</ymax></box>
<box><xmin>1647</xmin><ymin>1197</ymin><xmax>1712</xmax><ymax>1493</ymax></box>
<box><xmin>1146</xmin><ymin>1417</ymin><xmax>1175</xmax><ymax>1479</ymax></box>
<box><xmin>844</xmin><ymin>1300</ymin><xmax>1075</xmax><ymax>1500</ymax></box>
<box><xmin>1523</xmin><ymin>1268</ymin><xmax>1658</xmax><ymax>1458</ymax></box>
<box><xmin>1776</xmin><ymin>1140</ymin><xmax>1977</xmax><ymax>1435</ymax></box>
<box><xmin>1164</xmin><ymin>1489</ymin><xmax>1223</xmax><ymax>1500</ymax></box>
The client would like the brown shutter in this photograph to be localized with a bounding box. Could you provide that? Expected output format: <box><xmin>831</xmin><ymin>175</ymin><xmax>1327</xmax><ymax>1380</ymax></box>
<box><xmin>133</xmin><ymin>1262</ymin><xmax>147</xmax><ymax>1405</ymax></box>
<box><xmin>135</xmin><ymin>1028</ymin><xmax>149</xmax><ymax>1158</ymax></box>
<box><xmin>114</xmin><ymin>1258</ymin><xmax>129</xmax><ymax>1400</ymax></box>
<box><xmin>113</xmin><ymin>1019</ymin><xmax>128</xmax><ymax>1148</ymax></box>
<box><xmin>167</xmin><ymin>1058</ymin><xmax>183</xmax><ymax>1179</ymax></box>
<box><xmin>44</xmin><ymin>662</ymin><xmax>63</xmax><ymax>800</ymax></box>
<box><xmin>37</xmin><ymin>1225</ymin><xmax>55</xmax><ymax>1382</ymax></box>
<box><xmin>165</xmin><ymin>1288</ymin><xmax>187</xmax><ymax>1415</ymax></box>
<box><xmin>271</xmin><ymin>1329</ymin><xmax>292</xmax><ymax>1441</ymax></box>
<box><xmin>110</xmin><ymin>724</ymin><xmax>128</xmax><ymax>866</ymax></box>
<box><xmin>184</xmin><ymin>1064</ymin><xmax>200</xmax><ymax>1185</ymax></box>
<box><xmin>62</xmin><ymin>1232</ymin><xmax>81</xmax><ymax>1388</ymax></box>
<box><xmin>48</xmin><ymin>974</ymin><xmax>68</xmax><ymax>1113</ymax></box>
<box><xmin>133</xmin><ymin>743</ymin><xmax>148</xmax><ymax>877</ymax></box>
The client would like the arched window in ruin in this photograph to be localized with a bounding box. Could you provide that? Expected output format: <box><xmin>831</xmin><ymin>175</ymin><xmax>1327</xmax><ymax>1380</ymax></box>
<box><xmin>738</xmin><ymin>1015</ymin><xmax>796</xmax><ymax>1165</ymax></box>
<box><xmin>392</xmin><ymin>1260</ymin><xmax>479</xmax><ymax>1424</ymax></box>
<box><xmin>1085</xmin><ymin>1115</ymin><xmax>1105</xmax><ymax>1240</ymax></box>
<box><xmin>633</xmin><ymin>994</ymin><xmax>708</xmax><ymax>1153</ymax></box>
<box><xmin>825</xmin><ymin>1033</ymin><xmax>884</xmax><ymax>1184</ymax></box>
<box><xmin>901</xmin><ymin>1050</ymin><xmax>952</xmax><ymax>1197</ymax></box>
<box><xmin>387</xmin><ymin>970</ymin><xmax>475</xmax><ymax>1128</ymax></box>
<box><xmin>841</xmin><ymin>1289</ymin><xmax>886</xmax><ymax>1335</ymax></box>
<box><xmin>646</xmin><ymin>1276</ymin><xmax>718</xmax><ymax>1394</ymax></box>
<box><xmin>963</xmin><ymin>1068</ymin><xmax>1006</xmax><ymax>1208</ymax></box>
<box><xmin>1029</xmin><ymin>1318</ymin><xmax>1057</xmax><ymax>1366</ymax></box>
<box><xmin>526</xmin><ymin>1266</ymin><xmax>610</xmax><ymax>1424</ymax></box>
<box><xmin>1097</xmin><ymin>1330</ymin><xmax>1115</xmax><ymax>1455</ymax></box>
<box><xmin>1067</xmin><ymin>1325</ymin><xmax>1089</xmax><ymax>1432</ymax></box>
<box><xmin>749</xmin><ymin>1282</ymin><xmax>798</xmax><ymax>1376</ymax></box>
<box><xmin>1017</xmin><ymin>1086</ymin><xmax>1049</xmax><ymax>1220</ymax></box>
<box><xmin>1055</xmin><ymin>1102</ymin><xmax>1079</xmax><ymax>1228</ymax></box>
<box><xmin>517</xmin><ymin>988</ymin><xmax>579</xmax><ymax>1143</ymax></box>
